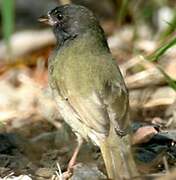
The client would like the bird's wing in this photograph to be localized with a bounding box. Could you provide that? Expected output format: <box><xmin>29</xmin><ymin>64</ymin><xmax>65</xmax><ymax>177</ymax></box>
<box><xmin>103</xmin><ymin>79</ymin><xmax>129</xmax><ymax>133</ymax></box>
<box><xmin>64</xmin><ymin>78</ymin><xmax>129</xmax><ymax>136</ymax></box>
<box><xmin>52</xmin><ymin>72</ymin><xmax>110</xmax><ymax>136</ymax></box>
<box><xmin>67</xmin><ymin>91</ymin><xmax>110</xmax><ymax>135</ymax></box>
<box><xmin>57</xmin><ymin>78</ymin><xmax>128</xmax><ymax>137</ymax></box>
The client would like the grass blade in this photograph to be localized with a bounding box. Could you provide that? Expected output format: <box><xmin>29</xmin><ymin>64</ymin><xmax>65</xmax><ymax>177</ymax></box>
<box><xmin>147</xmin><ymin>37</ymin><xmax>176</xmax><ymax>62</ymax></box>
<box><xmin>1</xmin><ymin>0</ymin><xmax>15</xmax><ymax>49</ymax></box>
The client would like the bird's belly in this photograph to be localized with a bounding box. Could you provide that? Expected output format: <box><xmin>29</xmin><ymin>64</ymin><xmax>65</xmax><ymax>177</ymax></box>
<box><xmin>51</xmin><ymin>87</ymin><xmax>90</xmax><ymax>140</ymax></box>
<box><xmin>51</xmin><ymin>84</ymin><xmax>106</xmax><ymax>146</ymax></box>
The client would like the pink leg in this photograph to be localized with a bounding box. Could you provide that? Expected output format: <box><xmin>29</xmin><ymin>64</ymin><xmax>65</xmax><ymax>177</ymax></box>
<box><xmin>67</xmin><ymin>135</ymin><xmax>83</xmax><ymax>171</ymax></box>
<box><xmin>60</xmin><ymin>135</ymin><xmax>83</xmax><ymax>179</ymax></box>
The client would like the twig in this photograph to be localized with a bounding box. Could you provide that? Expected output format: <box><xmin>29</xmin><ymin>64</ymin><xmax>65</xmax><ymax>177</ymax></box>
<box><xmin>3</xmin><ymin>172</ymin><xmax>14</xmax><ymax>179</ymax></box>
<box><xmin>56</xmin><ymin>162</ymin><xmax>63</xmax><ymax>180</ymax></box>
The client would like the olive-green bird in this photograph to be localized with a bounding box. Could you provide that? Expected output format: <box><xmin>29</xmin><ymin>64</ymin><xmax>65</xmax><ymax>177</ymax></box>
<box><xmin>39</xmin><ymin>4</ymin><xmax>139</xmax><ymax>180</ymax></box>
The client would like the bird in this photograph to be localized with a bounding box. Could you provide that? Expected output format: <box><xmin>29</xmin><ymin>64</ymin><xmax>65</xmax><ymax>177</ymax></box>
<box><xmin>39</xmin><ymin>4</ymin><xmax>139</xmax><ymax>180</ymax></box>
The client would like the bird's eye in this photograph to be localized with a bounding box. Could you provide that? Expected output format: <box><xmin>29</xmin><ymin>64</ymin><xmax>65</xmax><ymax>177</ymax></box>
<box><xmin>54</xmin><ymin>9</ymin><xmax>58</xmax><ymax>13</ymax></box>
<box><xmin>57</xmin><ymin>14</ymin><xmax>63</xmax><ymax>20</ymax></box>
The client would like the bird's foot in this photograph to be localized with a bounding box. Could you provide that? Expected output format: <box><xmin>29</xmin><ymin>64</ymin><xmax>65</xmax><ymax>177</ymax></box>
<box><xmin>57</xmin><ymin>158</ymin><xmax>77</xmax><ymax>180</ymax></box>
<box><xmin>59</xmin><ymin>164</ymin><xmax>77</xmax><ymax>180</ymax></box>
<box><xmin>61</xmin><ymin>170</ymin><xmax>72</xmax><ymax>180</ymax></box>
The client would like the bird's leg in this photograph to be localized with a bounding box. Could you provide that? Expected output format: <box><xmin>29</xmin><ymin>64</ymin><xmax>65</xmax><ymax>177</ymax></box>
<box><xmin>61</xmin><ymin>135</ymin><xmax>83</xmax><ymax>179</ymax></box>
<box><xmin>67</xmin><ymin>134</ymin><xmax>83</xmax><ymax>171</ymax></box>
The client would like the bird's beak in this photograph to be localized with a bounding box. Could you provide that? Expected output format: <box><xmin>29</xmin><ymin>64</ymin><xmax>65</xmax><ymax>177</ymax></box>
<box><xmin>38</xmin><ymin>15</ymin><xmax>50</xmax><ymax>25</ymax></box>
<box><xmin>38</xmin><ymin>14</ymin><xmax>58</xmax><ymax>26</ymax></box>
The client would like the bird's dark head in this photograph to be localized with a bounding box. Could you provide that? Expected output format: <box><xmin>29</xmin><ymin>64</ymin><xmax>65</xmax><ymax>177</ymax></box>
<box><xmin>39</xmin><ymin>4</ymin><xmax>103</xmax><ymax>46</ymax></box>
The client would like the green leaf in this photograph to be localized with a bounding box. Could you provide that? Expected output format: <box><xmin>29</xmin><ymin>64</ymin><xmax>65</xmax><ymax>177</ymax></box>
<box><xmin>157</xmin><ymin>65</ymin><xmax>176</xmax><ymax>90</ymax></box>
<box><xmin>146</xmin><ymin>35</ymin><xmax>176</xmax><ymax>91</ymax></box>
<box><xmin>1</xmin><ymin>0</ymin><xmax>15</xmax><ymax>48</ymax></box>
<box><xmin>147</xmin><ymin>37</ymin><xmax>176</xmax><ymax>62</ymax></box>
<box><xmin>159</xmin><ymin>10</ymin><xmax>176</xmax><ymax>41</ymax></box>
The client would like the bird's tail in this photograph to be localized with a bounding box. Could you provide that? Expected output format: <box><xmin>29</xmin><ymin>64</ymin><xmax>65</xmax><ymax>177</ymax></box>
<box><xmin>99</xmin><ymin>125</ymin><xmax>139</xmax><ymax>180</ymax></box>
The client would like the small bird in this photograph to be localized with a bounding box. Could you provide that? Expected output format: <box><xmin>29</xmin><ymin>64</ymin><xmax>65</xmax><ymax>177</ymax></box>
<box><xmin>39</xmin><ymin>4</ymin><xmax>138</xmax><ymax>180</ymax></box>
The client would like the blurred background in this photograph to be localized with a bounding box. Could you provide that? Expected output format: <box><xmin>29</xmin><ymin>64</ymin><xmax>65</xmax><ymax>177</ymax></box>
<box><xmin>0</xmin><ymin>0</ymin><xmax>176</xmax><ymax>179</ymax></box>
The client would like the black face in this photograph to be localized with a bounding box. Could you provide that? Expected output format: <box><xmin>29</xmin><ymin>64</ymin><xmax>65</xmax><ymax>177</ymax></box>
<box><xmin>39</xmin><ymin>4</ymin><xmax>100</xmax><ymax>45</ymax></box>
